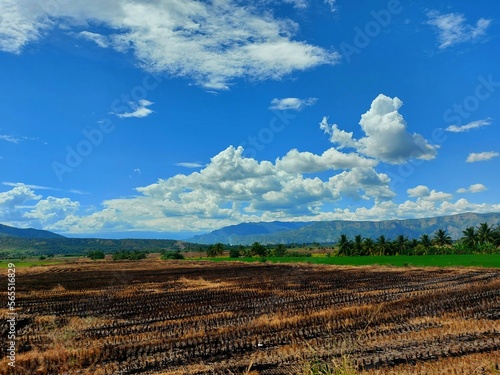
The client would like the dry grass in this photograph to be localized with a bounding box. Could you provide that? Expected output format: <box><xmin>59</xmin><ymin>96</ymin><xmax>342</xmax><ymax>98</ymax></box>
<box><xmin>1</xmin><ymin>261</ymin><xmax>499</xmax><ymax>374</ymax></box>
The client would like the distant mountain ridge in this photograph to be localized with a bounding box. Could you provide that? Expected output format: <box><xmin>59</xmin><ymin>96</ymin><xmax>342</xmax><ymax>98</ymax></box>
<box><xmin>186</xmin><ymin>212</ymin><xmax>500</xmax><ymax>245</ymax></box>
<box><xmin>0</xmin><ymin>223</ymin><xmax>65</xmax><ymax>239</ymax></box>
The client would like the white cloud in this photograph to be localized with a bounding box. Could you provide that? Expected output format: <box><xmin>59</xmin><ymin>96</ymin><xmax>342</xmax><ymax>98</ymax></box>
<box><xmin>175</xmin><ymin>162</ymin><xmax>204</xmax><ymax>168</ymax></box>
<box><xmin>78</xmin><ymin>31</ymin><xmax>110</xmax><ymax>48</ymax></box>
<box><xmin>269</xmin><ymin>97</ymin><xmax>317</xmax><ymax>111</ymax></box>
<box><xmin>324</xmin><ymin>0</ymin><xmax>337</xmax><ymax>13</ymax></box>
<box><xmin>283</xmin><ymin>0</ymin><xmax>308</xmax><ymax>9</ymax></box>
<box><xmin>426</xmin><ymin>11</ymin><xmax>491</xmax><ymax>49</ymax></box>
<box><xmin>2</xmin><ymin>182</ymin><xmax>88</xmax><ymax>195</ymax></box>
<box><xmin>457</xmin><ymin>184</ymin><xmax>487</xmax><ymax>194</ymax></box>
<box><xmin>322</xmin><ymin>94</ymin><xmax>438</xmax><ymax>164</ymax></box>
<box><xmin>407</xmin><ymin>185</ymin><xmax>430</xmax><ymax>198</ymax></box>
<box><xmin>0</xmin><ymin>134</ymin><xmax>21</xmax><ymax>143</ymax></box>
<box><xmin>277</xmin><ymin>148</ymin><xmax>377</xmax><ymax>173</ymax></box>
<box><xmin>406</xmin><ymin>185</ymin><xmax>451</xmax><ymax>201</ymax></box>
<box><xmin>466</xmin><ymin>151</ymin><xmax>499</xmax><ymax>163</ymax></box>
<box><xmin>0</xmin><ymin>1</ymin><xmax>338</xmax><ymax>89</ymax></box>
<box><xmin>24</xmin><ymin>197</ymin><xmax>80</xmax><ymax>226</ymax></box>
<box><xmin>0</xmin><ymin>0</ymin><xmax>52</xmax><ymax>54</ymax></box>
<box><xmin>0</xmin><ymin>186</ymin><xmax>42</xmax><ymax>222</ymax></box>
<box><xmin>445</xmin><ymin>118</ymin><xmax>492</xmax><ymax>133</ymax></box>
<box><xmin>115</xmin><ymin>99</ymin><xmax>154</xmax><ymax>119</ymax></box>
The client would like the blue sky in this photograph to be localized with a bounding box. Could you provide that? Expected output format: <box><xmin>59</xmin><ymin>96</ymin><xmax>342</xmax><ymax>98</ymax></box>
<box><xmin>0</xmin><ymin>0</ymin><xmax>499</xmax><ymax>238</ymax></box>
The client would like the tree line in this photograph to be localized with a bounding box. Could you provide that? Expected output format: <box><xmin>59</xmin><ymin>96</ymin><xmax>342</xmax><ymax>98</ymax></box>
<box><xmin>205</xmin><ymin>222</ymin><xmax>500</xmax><ymax>257</ymax></box>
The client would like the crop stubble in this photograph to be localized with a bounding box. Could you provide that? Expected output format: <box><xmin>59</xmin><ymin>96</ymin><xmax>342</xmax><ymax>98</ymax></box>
<box><xmin>1</xmin><ymin>261</ymin><xmax>499</xmax><ymax>374</ymax></box>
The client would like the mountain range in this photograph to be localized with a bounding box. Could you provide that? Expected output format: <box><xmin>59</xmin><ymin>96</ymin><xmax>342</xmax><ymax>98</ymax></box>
<box><xmin>0</xmin><ymin>223</ymin><xmax>65</xmax><ymax>239</ymax></box>
<box><xmin>186</xmin><ymin>212</ymin><xmax>500</xmax><ymax>245</ymax></box>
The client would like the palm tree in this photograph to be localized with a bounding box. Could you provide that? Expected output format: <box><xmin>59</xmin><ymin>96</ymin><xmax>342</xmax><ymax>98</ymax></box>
<box><xmin>395</xmin><ymin>234</ymin><xmax>408</xmax><ymax>255</ymax></box>
<box><xmin>461</xmin><ymin>226</ymin><xmax>478</xmax><ymax>250</ymax></box>
<box><xmin>420</xmin><ymin>234</ymin><xmax>432</xmax><ymax>253</ymax></box>
<box><xmin>353</xmin><ymin>235</ymin><xmax>364</xmax><ymax>256</ymax></box>
<box><xmin>337</xmin><ymin>234</ymin><xmax>352</xmax><ymax>256</ymax></box>
<box><xmin>207</xmin><ymin>242</ymin><xmax>224</xmax><ymax>257</ymax></box>
<box><xmin>363</xmin><ymin>238</ymin><xmax>375</xmax><ymax>256</ymax></box>
<box><xmin>376</xmin><ymin>235</ymin><xmax>388</xmax><ymax>256</ymax></box>
<box><xmin>433</xmin><ymin>229</ymin><xmax>452</xmax><ymax>247</ymax></box>
<box><xmin>493</xmin><ymin>225</ymin><xmax>500</xmax><ymax>247</ymax></box>
<box><xmin>476</xmin><ymin>222</ymin><xmax>495</xmax><ymax>245</ymax></box>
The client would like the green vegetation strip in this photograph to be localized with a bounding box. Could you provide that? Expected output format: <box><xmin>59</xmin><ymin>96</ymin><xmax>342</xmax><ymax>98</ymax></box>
<box><xmin>0</xmin><ymin>258</ymin><xmax>69</xmax><ymax>268</ymax></box>
<box><xmin>204</xmin><ymin>254</ymin><xmax>500</xmax><ymax>268</ymax></box>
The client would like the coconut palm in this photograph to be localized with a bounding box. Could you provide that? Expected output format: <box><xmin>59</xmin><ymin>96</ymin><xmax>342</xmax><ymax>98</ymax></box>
<box><xmin>363</xmin><ymin>238</ymin><xmax>375</xmax><ymax>256</ymax></box>
<box><xmin>493</xmin><ymin>225</ymin><xmax>500</xmax><ymax>246</ymax></box>
<box><xmin>376</xmin><ymin>235</ymin><xmax>388</xmax><ymax>256</ymax></box>
<box><xmin>433</xmin><ymin>229</ymin><xmax>452</xmax><ymax>247</ymax></box>
<box><xmin>337</xmin><ymin>234</ymin><xmax>352</xmax><ymax>256</ymax></box>
<box><xmin>419</xmin><ymin>234</ymin><xmax>432</xmax><ymax>254</ymax></box>
<box><xmin>395</xmin><ymin>234</ymin><xmax>409</xmax><ymax>255</ymax></box>
<box><xmin>461</xmin><ymin>226</ymin><xmax>478</xmax><ymax>250</ymax></box>
<box><xmin>476</xmin><ymin>222</ymin><xmax>495</xmax><ymax>245</ymax></box>
<box><xmin>353</xmin><ymin>235</ymin><xmax>364</xmax><ymax>256</ymax></box>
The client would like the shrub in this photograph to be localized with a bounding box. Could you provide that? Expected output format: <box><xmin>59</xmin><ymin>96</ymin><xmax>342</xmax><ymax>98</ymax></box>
<box><xmin>87</xmin><ymin>250</ymin><xmax>105</xmax><ymax>260</ymax></box>
<box><xmin>161</xmin><ymin>251</ymin><xmax>185</xmax><ymax>260</ymax></box>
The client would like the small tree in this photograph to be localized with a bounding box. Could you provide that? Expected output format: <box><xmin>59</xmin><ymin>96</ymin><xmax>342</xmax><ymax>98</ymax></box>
<box><xmin>273</xmin><ymin>244</ymin><xmax>288</xmax><ymax>257</ymax></box>
<box><xmin>251</xmin><ymin>242</ymin><xmax>268</xmax><ymax>257</ymax></box>
<box><xmin>229</xmin><ymin>248</ymin><xmax>241</xmax><ymax>258</ymax></box>
<box><xmin>206</xmin><ymin>243</ymin><xmax>224</xmax><ymax>257</ymax></box>
<box><xmin>87</xmin><ymin>250</ymin><xmax>105</xmax><ymax>260</ymax></box>
<box><xmin>161</xmin><ymin>250</ymin><xmax>185</xmax><ymax>260</ymax></box>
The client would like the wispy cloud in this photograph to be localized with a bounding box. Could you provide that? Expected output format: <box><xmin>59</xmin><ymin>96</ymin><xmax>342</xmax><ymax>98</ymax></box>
<box><xmin>426</xmin><ymin>11</ymin><xmax>491</xmax><ymax>49</ymax></box>
<box><xmin>0</xmin><ymin>134</ymin><xmax>22</xmax><ymax>143</ymax></box>
<box><xmin>457</xmin><ymin>184</ymin><xmax>487</xmax><ymax>194</ymax></box>
<box><xmin>466</xmin><ymin>151</ymin><xmax>499</xmax><ymax>163</ymax></box>
<box><xmin>445</xmin><ymin>118</ymin><xmax>492</xmax><ymax>133</ymax></box>
<box><xmin>78</xmin><ymin>31</ymin><xmax>110</xmax><ymax>48</ymax></box>
<box><xmin>269</xmin><ymin>97</ymin><xmax>317</xmax><ymax>111</ymax></box>
<box><xmin>2</xmin><ymin>182</ymin><xmax>88</xmax><ymax>195</ymax></box>
<box><xmin>324</xmin><ymin>0</ymin><xmax>337</xmax><ymax>13</ymax></box>
<box><xmin>175</xmin><ymin>162</ymin><xmax>204</xmax><ymax>168</ymax></box>
<box><xmin>116</xmin><ymin>100</ymin><xmax>154</xmax><ymax>119</ymax></box>
<box><xmin>0</xmin><ymin>1</ymin><xmax>339</xmax><ymax>89</ymax></box>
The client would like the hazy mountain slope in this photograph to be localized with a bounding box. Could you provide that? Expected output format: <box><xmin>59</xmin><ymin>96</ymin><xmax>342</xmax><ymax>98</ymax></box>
<box><xmin>0</xmin><ymin>223</ymin><xmax>65</xmax><ymax>239</ymax></box>
<box><xmin>187</xmin><ymin>212</ymin><xmax>500</xmax><ymax>245</ymax></box>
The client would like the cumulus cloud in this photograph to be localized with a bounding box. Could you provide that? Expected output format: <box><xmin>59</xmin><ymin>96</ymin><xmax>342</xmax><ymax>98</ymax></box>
<box><xmin>426</xmin><ymin>11</ymin><xmax>491</xmax><ymax>49</ymax></box>
<box><xmin>407</xmin><ymin>185</ymin><xmax>451</xmax><ymax>201</ymax></box>
<box><xmin>407</xmin><ymin>185</ymin><xmax>430</xmax><ymax>198</ymax></box>
<box><xmin>269</xmin><ymin>97</ymin><xmax>317</xmax><ymax>111</ymax></box>
<box><xmin>466</xmin><ymin>151</ymin><xmax>499</xmax><ymax>163</ymax></box>
<box><xmin>445</xmin><ymin>118</ymin><xmax>492</xmax><ymax>133</ymax></box>
<box><xmin>457</xmin><ymin>184</ymin><xmax>487</xmax><ymax>194</ymax></box>
<box><xmin>277</xmin><ymin>148</ymin><xmax>377</xmax><ymax>173</ymax></box>
<box><xmin>0</xmin><ymin>186</ymin><xmax>42</xmax><ymax>222</ymax></box>
<box><xmin>24</xmin><ymin>197</ymin><xmax>80</xmax><ymax>226</ymax></box>
<box><xmin>0</xmin><ymin>0</ymin><xmax>338</xmax><ymax>89</ymax></box>
<box><xmin>321</xmin><ymin>94</ymin><xmax>438</xmax><ymax>164</ymax></box>
<box><xmin>115</xmin><ymin>99</ymin><xmax>154</xmax><ymax>119</ymax></box>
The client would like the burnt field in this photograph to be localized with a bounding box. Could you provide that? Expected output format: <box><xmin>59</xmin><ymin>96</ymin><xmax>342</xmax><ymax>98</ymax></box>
<box><xmin>1</xmin><ymin>260</ymin><xmax>500</xmax><ymax>374</ymax></box>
